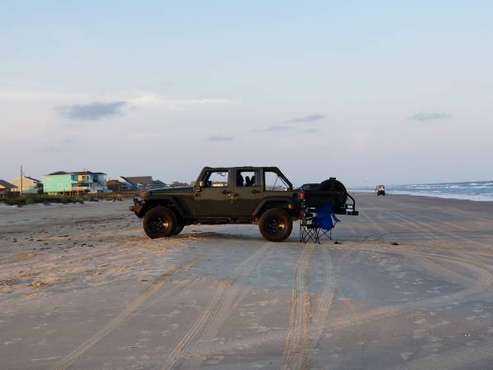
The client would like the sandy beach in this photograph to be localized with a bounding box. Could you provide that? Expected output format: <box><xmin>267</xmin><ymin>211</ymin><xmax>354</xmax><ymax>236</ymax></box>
<box><xmin>1</xmin><ymin>193</ymin><xmax>493</xmax><ymax>369</ymax></box>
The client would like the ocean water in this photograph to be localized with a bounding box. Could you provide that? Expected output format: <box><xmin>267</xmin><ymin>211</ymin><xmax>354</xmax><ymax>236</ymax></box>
<box><xmin>353</xmin><ymin>180</ymin><xmax>493</xmax><ymax>202</ymax></box>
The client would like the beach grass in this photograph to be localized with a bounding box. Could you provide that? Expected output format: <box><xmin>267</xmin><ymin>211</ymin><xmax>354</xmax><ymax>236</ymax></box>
<box><xmin>0</xmin><ymin>192</ymin><xmax>137</xmax><ymax>206</ymax></box>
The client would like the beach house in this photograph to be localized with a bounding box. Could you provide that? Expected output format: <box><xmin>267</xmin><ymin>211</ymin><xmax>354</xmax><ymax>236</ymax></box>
<box><xmin>0</xmin><ymin>180</ymin><xmax>18</xmax><ymax>195</ymax></box>
<box><xmin>120</xmin><ymin>176</ymin><xmax>167</xmax><ymax>190</ymax></box>
<box><xmin>10</xmin><ymin>176</ymin><xmax>42</xmax><ymax>194</ymax></box>
<box><xmin>106</xmin><ymin>176</ymin><xmax>138</xmax><ymax>192</ymax></box>
<box><xmin>43</xmin><ymin>171</ymin><xmax>108</xmax><ymax>194</ymax></box>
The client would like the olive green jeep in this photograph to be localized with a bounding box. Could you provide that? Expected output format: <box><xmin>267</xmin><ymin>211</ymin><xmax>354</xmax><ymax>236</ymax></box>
<box><xmin>130</xmin><ymin>166</ymin><xmax>356</xmax><ymax>242</ymax></box>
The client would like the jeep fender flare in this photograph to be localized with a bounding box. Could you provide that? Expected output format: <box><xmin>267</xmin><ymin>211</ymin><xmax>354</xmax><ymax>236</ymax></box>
<box><xmin>252</xmin><ymin>197</ymin><xmax>294</xmax><ymax>220</ymax></box>
<box><xmin>144</xmin><ymin>196</ymin><xmax>189</xmax><ymax>221</ymax></box>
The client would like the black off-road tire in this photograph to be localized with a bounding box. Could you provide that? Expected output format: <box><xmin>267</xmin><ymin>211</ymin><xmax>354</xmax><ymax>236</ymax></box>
<box><xmin>143</xmin><ymin>206</ymin><xmax>177</xmax><ymax>239</ymax></box>
<box><xmin>173</xmin><ymin>223</ymin><xmax>185</xmax><ymax>235</ymax></box>
<box><xmin>259</xmin><ymin>208</ymin><xmax>293</xmax><ymax>242</ymax></box>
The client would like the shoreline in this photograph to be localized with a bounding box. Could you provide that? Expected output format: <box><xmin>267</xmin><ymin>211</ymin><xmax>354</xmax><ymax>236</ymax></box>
<box><xmin>352</xmin><ymin>190</ymin><xmax>493</xmax><ymax>203</ymax></box>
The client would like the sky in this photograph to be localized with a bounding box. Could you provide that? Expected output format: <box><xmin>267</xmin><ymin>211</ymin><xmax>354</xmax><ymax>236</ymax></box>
<box><xmin>1</xmin><ymin>0</ymin><xmax>492</xmax><ymax>187</ymax></box>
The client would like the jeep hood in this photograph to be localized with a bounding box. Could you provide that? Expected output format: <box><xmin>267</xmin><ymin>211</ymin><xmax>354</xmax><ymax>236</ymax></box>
<box><xmin>147</xmin><ymin>186</ymin><xmax>194</xmax><ymax>195</ymax></box>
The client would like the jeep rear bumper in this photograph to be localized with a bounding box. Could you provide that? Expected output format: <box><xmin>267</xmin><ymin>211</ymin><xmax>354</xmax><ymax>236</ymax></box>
<box><xmin>343</xmin><ymin>202</ymin><xmax>359</xmax><ymax>216</ymax></box>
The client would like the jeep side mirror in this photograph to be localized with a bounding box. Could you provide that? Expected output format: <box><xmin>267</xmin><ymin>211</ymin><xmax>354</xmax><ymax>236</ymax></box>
<box><xmin>195</xmin><ymin>180</ymin><xmax>205</xmax><ymax>192</ymax></box>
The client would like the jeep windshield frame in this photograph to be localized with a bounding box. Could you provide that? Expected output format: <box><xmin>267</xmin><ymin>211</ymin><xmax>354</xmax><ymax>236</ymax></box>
<box><xmin>262</xmin><ymin>167</ymin><xmax>293</xmax><ymax>192</ymax></box>
<box><xmin>261</xmin><ymin>167</ymin><xmax>293</xmax><ymax>190</ymax></box>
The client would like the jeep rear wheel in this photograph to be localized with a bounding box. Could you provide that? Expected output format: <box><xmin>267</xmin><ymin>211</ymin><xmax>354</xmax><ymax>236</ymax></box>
<box><xmin>259</xmin><ymin>208</ymin><xmax>293</xmax><ymax>242</ymax></box>
<box><xmin>143</xmin><ymin>206</ymin><xmax>177</xmax><ymax>239</ymax></box>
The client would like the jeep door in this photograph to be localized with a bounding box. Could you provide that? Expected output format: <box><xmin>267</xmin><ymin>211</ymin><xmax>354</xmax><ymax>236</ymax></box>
<box><xmin>232</xmin><ymin>169</ymin><xmax>262</xmax><ymax>217</ymax></box>
<box><xmin>192</xmin><ymin>169</ymin><xmax>236</xmax><ymax>217</ymax></box>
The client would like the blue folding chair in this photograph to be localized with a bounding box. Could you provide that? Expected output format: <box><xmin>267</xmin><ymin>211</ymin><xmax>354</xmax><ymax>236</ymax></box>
<box><xmin>300</xmin><ymin>203</ymin><xmax>340</xmax><ymax>244</ymax></box>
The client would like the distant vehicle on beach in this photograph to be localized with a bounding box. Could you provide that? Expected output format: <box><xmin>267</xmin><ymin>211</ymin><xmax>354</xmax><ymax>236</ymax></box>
<box><xmin>376</xmin><ymin>184</ymin><xmax>386</xmax><ymax>196</ymax></box>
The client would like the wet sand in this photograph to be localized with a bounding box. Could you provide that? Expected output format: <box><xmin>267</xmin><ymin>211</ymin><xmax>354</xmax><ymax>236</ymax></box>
<box><xmin>1</xmin><ymin>194</ymin><xmax>493</xmax><ymax>370</ymax></box>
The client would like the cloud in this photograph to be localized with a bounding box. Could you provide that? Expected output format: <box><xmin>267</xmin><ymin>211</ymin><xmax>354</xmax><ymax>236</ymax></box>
<box><xmin>251</xmin><ymin>113</ymin><xmax>325</xmax><ymax>133</ymax></box>
<box><xmin>207</xmin><ymin>135</ymin><xmax>234</xmax><ymax>142</ymax></box>
<box><xmin>127</xmin><ymin>94</ymin><xmax>232</xmax><ymax>108</ymax></box>
<box><xmin>285</xmin><ymin>114</ymin><xmax>325</xmax><ymax>124</ymax></box>
<box><xmin>251</xmin><ymin>125</ymin><xmax>296</xmax><ymax>133</ymax></box>
<box><xmin>252</xmin><ymin>125</ymin><xmax>322</xmax><ymax>134</ymax></box>
<box><xmin>264</xmin><ymin>125</ymin><xmax>296</xmax><ymax>132</ymax></box>
<box><xmin>60</xmin><ymin>101</ymin><xmax>127</xmax><ymax>120</ymax></box>
<box><xmin>0</xmin><ymin>88</ymin><xmax>232</xmax><ymax>107</ymax></box>
<box><xmin>409</xmin><ymin>112</ymin><xmax>451</xmax><ymax>122</ymax></box>
<box><xmin>300</xmin><ymin>127</ymin><xmax>320</xmax><ymax>134</ymax></box>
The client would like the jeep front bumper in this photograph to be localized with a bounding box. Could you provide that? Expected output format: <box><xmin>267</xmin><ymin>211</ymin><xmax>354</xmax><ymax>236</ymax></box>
<box><xmin>130</xmin><ymin>197</ymin><xmax>146</xmax><ymax>217</ymax></box>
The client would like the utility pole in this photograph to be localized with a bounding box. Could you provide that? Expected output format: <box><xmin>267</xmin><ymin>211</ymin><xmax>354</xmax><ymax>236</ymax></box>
<box><xmin>20</xmin><ymin>165</ymin><xmax>23</xmax><ymax>194</ymax></box>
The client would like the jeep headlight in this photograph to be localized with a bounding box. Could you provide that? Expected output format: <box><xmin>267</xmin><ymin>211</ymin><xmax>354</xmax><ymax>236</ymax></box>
<box><xmin>134</xmin><ymin>194</ymin><xmax>146</xmax><ymax>203</ymax></box>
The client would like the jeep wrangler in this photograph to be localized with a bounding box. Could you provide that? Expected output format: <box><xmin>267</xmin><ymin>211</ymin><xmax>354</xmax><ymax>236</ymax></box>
<box><xmin>130</xmin><ymin>166</ymin><xmax>357</xmax><ymax>242</ymax></box>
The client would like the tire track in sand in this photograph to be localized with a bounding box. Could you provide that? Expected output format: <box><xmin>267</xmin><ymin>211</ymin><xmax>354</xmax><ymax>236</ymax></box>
<box><xmin>53</xmin><ymin>258</ymin><xmax>200</xmax><ymax>370</ymax></box>
<box><xmin>390</xmin><ymin>212</ymin><xmax>493</xmax><ymax>302</ymax></box>
<box><xmin>395</xmin><ymin>211</ymin><xmax>493</xmax><ymax>252</ymax></box>
<box><xmin>186</xmin><ymin>244</ymin><xmax>336</xmax><ymax>366</ymax></box>
<box><xmin>390</xmin><ymin>212</ymin><xmax>493</xmax><ymax>276</ymax></box>
<box><xmin>182</xmin><ymin>243</ymin><xmax>276</xmax><ymax>368</ymax></box>
<box><xmin>161</xmin><ymin>243</ymin><xmax>271</xmax><ymax>370</ymax></box>
<box><xmin>359</xmin><ymin>209</ymin><xmax>389</xmax><ymax>241</ymax></box>
<box><xmin>397</xmin><ymin>338</ymin><xmax>493</xmax><ymax>370</ymax></box>
<box><xmin>308</xmin><ymin>245</ymin><xmax>336</xmax><ymax>360</ymax></box>
<box><xmin>281</xmin><ymin>243</ymin><xmax>315</xmax><ymax>370</ymax></box>
<box><xmin>190</xmin><ymin>241</ymin><xmax>493</xmax><ymax>358</ymax></box>
<box><xmin>311</xmin><ymin>242</ymin><xmax>493</xmax><ymax>352</ymax></box>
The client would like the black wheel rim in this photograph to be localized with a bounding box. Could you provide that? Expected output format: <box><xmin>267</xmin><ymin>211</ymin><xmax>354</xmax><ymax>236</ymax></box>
<box><xmin>266</xmin><ymin>217</ymin><xmax>286</xmax><ymax>236</ymax></box>
<box><xmin>150</xmin><ymin>216</ymin><xmax>170</xmax><ymax>234</ymax></box>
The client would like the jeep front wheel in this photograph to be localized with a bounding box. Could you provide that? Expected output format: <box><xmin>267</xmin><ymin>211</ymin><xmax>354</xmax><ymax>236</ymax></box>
<box><xmin>173</xmin><ymin>223</ymin><xmax>184</xmax><ymax>235</ymax></box>
<box><xmin>259</xmin><ymin>208</ymin><xmax>293</xmax><ymax>242</ymax></box>
<box><xmin>143</xmin><ymin>206</ymin><xmax>177</xmax><ymax>239</ymax></box>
